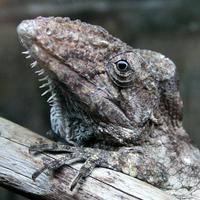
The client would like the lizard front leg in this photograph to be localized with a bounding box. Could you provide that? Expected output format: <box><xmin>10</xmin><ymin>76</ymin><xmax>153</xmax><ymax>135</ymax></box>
<box><xmin>30</xmin><ymin>143</ymin><xmax>122</xmax><ymax>190</ymax></box>
<box><xmin>29</xmin><ymin>144</ymin><xmax>167</xmax><ymax>190</ymax></box>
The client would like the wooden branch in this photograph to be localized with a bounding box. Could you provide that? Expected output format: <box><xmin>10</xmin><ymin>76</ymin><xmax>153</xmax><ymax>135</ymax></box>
<box><xmin>0</xmin><ymin>117</ymin><xmax>177</xmax><ymax>200</ymax></box>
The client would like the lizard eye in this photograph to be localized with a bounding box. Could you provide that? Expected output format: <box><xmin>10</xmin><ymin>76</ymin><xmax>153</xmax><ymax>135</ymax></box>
<box><xmin>106</xmin><ymin>52</ymin><xmax>139</xmax><ymax>88</ymax></box>
<box><xmin>106</xmin><ymin>59</ymin><xmax>134</xmax><ymax>88</ymax></box>
<box><xmin>115</xmin><ymin>60</ymin><xmax>130</xmax><ymax>72</ymax></box>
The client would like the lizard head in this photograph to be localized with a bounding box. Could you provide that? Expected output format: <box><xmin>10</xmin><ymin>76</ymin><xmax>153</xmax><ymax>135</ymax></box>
<box><xmin>17</xmin><ymin>17</ymin><xmax>181</xmax><ymax>146</ymax></box>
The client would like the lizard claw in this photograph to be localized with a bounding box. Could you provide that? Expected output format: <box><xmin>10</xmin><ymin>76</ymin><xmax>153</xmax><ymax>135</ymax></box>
<box><xmin>29</xmin><ymin>143</ymin><xmax>101</xmax><ymax>190</ymax></box>
<box><xmin>69</xmin><ymin>154</ymin><xmax>99</xmax><ymax>190</ymax></box>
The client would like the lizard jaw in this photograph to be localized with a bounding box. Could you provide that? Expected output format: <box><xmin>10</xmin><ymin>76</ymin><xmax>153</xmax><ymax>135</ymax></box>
<box><xmin>20</xmin><ymin>48</ymin><xmax>99</xmax><ymax>145</ymax></box>
<box><xmin>18</xmin><ymin>21</ymin><xmax>99</xmax><ymax>144</ymax></box>
<box><xmin>17</xmin><ymin>19</ymin><xmax>55</xmax><ymax>101</ymax></box>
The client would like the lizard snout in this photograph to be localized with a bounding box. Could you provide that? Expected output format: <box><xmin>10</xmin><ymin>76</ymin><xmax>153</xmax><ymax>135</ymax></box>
<box><xmin>17</xmin><ymin>19</ymin><xmax>37</xmax><ymax>48</ymax></box>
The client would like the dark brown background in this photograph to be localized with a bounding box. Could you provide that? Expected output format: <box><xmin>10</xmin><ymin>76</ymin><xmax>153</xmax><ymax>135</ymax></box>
<box><xmin>0</xmin><ymin>0</ymin><xmax>200</xmax><ymax>199</ymax></box>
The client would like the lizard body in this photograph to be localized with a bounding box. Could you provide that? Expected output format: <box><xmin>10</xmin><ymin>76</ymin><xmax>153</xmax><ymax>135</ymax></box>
<box><xmin>17</xmin><ymin>17</ymin><xmax>200</xmax><ymax>199</ymax></box>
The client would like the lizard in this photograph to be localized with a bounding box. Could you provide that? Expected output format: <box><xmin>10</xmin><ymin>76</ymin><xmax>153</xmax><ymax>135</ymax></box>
<box><xmin>17</xmin><ymin>16</ymin><xmax>200</xmax><ymax>199</ymax></box>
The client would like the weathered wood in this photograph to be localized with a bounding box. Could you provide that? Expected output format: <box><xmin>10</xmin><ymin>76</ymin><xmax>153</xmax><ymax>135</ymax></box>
<box><xmin>0</xmin><ymin>117</ymin><xmax>177</xmax><ymax>200</ymax></box>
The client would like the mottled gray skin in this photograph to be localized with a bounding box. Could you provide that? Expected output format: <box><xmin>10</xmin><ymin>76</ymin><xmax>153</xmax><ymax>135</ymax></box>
<box><xmin>17</xmin><ymin>17</ymin><xmax>200</xmax><ymax>199</ymax></box>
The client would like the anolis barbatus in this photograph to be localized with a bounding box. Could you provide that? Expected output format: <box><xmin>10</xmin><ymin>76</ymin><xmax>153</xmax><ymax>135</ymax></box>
<box><xmin>17</xmin><ymin>17</ymin><xmax>200</xmax><ymax>199</ymax></box>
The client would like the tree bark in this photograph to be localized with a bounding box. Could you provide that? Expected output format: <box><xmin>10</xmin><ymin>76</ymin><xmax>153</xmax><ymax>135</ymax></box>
<box><xmin>0</xmin><ymin>117</ymin><xmax>177</xmax><ymax>200</ymax></box>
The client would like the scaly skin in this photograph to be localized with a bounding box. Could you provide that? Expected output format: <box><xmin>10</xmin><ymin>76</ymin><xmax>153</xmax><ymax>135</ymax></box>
<box><xmin>17</xmin><ymin>17</ymin><xmax>200</xmax><ymax>199</ymax></box>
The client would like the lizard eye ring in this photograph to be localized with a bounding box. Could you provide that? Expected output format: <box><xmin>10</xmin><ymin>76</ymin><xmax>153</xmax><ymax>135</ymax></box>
<box><xmin>106</xmin><ymin>51</ymin><xmax>140</xmax><ymax>88</ymax></box>
<box><xmin>106</xmin><ymin>60</ymin><xmax>134</xmax><ymax>88</ymax></box>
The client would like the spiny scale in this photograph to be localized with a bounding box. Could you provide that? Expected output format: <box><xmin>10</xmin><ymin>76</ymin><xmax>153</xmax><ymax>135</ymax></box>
<box><xmin>39</xmin><ymin>80</ymin><xmax>52</xmax><ymax>89</ymax></box>
<box><xmin>39</xmin><ymin>83</ymin><xmax>49</xmax><ymax>88</ymax></box>
<box><xmin>26</xmin><ymin>55</ymin><xmax>31</xmax><ymax>59</ymax></box>
<box><xmin>22</xmin><ymin>50</ymin><xmax>29</xmax><ymax>55</ymax></box>
<box><xmin>39</xmin><ymin>76</ymin><xmax>48</xmax><ymax>82</ymax></box>
<box><xmin>41</xmin><ymin>88</ymin><xmax>52</xmax><ymax>96</ymax></box>
<box><xmin>47</xmin><ymin>93</ymin><xmax>56</xmax><ymax>103</ymax></box>
<box><xmin>30</xmin><ymin>61</ymin><xmax>37</xmax><ymax>68</ymax></box>
<box><xmin>22</xmin><ymin>50</ymin><xmax>58</xmax><ymax>108</ymax></box>
<box><xmin>35</xmin><ymin>69</ymin><xmax>45</xmax><ymax>75</ymax></box>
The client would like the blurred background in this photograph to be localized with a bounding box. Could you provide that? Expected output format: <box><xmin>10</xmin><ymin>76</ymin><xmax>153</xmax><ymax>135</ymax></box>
<box><xmin>0</xmin><ymin>0</ymin><xmax>200</xmax><ymax>199</ymax></box>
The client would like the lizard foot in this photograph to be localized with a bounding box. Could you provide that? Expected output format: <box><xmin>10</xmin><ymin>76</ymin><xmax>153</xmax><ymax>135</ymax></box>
<box><xmin>29</xmin><ymin>143</ymin><xmax>105</xmax><ymax>190</ymax></box>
